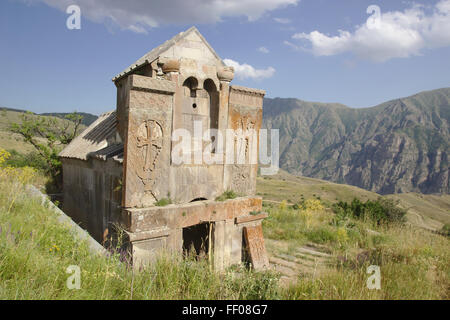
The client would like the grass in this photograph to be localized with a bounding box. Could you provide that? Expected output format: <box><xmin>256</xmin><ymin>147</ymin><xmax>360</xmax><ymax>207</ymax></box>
<box><xmin>215</xmin><ymin>190</ymin><xmax>239</xmax><ymax>201</ymax></box>
<box><xmin>0</xmin><ymin>164</ymin><xmax>280</xmax><ymax>299</ymax></box>
<box><xmin>1</xmin><ymin>151</ymin><xmax>448</xmax><ymax>299</ymax></box>
<box><xmin>154</xmin><ymin>198</ymin><xmax>172</xmax><ymax>207</ymax></box>
<box><xmin>262</xmin><ymin>199</ymin><xmax>449</xmax><ymax>299</ymax></box>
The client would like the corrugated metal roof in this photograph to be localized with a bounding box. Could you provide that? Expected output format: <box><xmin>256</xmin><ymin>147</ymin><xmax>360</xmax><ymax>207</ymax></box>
<box><xmin>112</xmin><ymin>26</ymin><xmax>225</xmax><ymax>82</ymax></box>
<box><xmin>59</xmin><ymin>111</ymin><xmax>120</xmax><ymax>161</ymax></box>
<box><xmin>88</xmin><ymin>143</ymin><xmax>123</xmax><ymax>161</ymax></box>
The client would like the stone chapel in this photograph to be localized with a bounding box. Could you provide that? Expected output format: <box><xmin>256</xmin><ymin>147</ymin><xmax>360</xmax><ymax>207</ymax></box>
<box><xmin>59</xmin><ymin>26</ymin><xmax>269</xmax><ymax>270</ymax></box>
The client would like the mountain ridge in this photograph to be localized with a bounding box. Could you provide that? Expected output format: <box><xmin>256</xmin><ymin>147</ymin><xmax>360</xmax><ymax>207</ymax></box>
<box><xmin>263</xmin><ymin>87</ymin><xmax>450</xmax><ymax>194</ymax></box>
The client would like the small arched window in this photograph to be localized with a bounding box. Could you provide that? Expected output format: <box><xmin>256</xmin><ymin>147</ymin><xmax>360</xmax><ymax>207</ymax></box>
<box><xmin>204</xmin><ymin>79</ymin><xmax>219</xmax><ymax>153</ymax></box>
<box><xmin>183</xmin><ymin>77</ymin><xmax>198</xmax><ymax>98</ymax></box>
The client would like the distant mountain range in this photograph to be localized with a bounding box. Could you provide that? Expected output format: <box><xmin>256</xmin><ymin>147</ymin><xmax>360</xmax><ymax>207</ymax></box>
<box><xmin>263</xmin><ymin>88</ymin><xmax>450</xmax><ymax>194</ymax></box>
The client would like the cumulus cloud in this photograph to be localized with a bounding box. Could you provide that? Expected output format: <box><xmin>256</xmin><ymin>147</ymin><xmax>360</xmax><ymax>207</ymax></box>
<box><xmin>292</xmin><ymin>0</ymin><xmax>450</xmax><ymax>62</ymax></box>
<box><xmin>30</xmin><ymin>0</ymin><xmax>298</xmax><ymax>32</ymax></box>
<box><xmin>258</xmin><ymin>46</ymin><xmax>270</xmax><ymax>53</ymax></box>
<box><xmin>223</xmin><ymin>59</ymin><xmax>275</xmax><ymax>80</ymax></box>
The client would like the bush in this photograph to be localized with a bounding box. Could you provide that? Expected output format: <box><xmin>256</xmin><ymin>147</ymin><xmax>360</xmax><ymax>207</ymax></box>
<box><xmin>332</xmin><ymin>197</ymin><xmax>406</xmax><ymax>225</ymax></box>
<box><xmin>4</xmin><ymin>150</ymin><xmax>47</xmax><ymax>172</ymax></box>
<box><xmin>441</xmin><ymin>224</ymin><xmax>450</xmax><ymax>237</ymax></box>
<box><xmin>293</xmin><ymin>198</ymin><xmax>324</xmax><ymax>211</ymax></box>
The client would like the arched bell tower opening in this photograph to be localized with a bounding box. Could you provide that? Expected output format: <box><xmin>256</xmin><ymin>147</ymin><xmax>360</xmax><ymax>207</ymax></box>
<box><xmin>204</xmin><ymin>79</ymin><xmax>219</xmax><ymax>153</ymax></box>
<box><xmin>183</xmin><ymin>76</ymin><xmax>198</xmax><ymax>98</ymax></box>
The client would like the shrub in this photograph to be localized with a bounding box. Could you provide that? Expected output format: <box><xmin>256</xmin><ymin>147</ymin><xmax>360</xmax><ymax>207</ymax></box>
<box><xmin>4</xmin><ymin>150</ymin><xmax>47</xmax><ymax>172</ymax></box>
<box><xmin>332</xmin><ymin>197</ymin><xmax>406</xmax><ymax>225</ymax></box>
<box><xmin>304</xmin><ymin>199</ymin><xmax>324</xmax><ymax>211</ymax></box>
<box><xmin>441</xmin><ymin>224</ymin><xmax>450</xmax><ymax>237</ymax></box>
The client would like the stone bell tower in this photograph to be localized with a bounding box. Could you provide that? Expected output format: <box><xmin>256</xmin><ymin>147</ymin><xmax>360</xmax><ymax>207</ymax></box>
<box><xmin>112</xmin><ymin>26</ymin><xmax>268</xmax><ymax>270</ymax></box>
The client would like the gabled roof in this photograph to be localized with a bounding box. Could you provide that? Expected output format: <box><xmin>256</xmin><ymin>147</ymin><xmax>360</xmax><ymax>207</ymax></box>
<box><xmin>112</xmin><ymin>26</ymin><xmax>225</xmax><ymax>81</ymax></box>
<box><xmin>59</xmin><ymin>111</ymin><xmax>121</xmax><ymax>161</ymax></box>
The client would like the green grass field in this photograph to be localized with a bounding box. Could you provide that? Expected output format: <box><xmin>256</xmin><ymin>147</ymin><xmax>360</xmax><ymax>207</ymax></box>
<box><xmin>0</xmin><ymin>157</ymin><xmax>448</xmax><ymax>299</ymax></box>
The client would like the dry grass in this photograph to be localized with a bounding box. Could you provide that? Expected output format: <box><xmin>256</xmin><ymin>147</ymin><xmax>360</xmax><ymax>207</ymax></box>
<box><xmin>262</xmin><ymin>199</ymin><xmax>449</xmax><ymax>300</ymax></box>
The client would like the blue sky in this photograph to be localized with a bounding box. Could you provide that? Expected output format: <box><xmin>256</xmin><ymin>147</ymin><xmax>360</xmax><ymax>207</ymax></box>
<box><xmin>1</xmin><ymin>0</ymin><xmax>449</xmax><ymax>115</ymax></box>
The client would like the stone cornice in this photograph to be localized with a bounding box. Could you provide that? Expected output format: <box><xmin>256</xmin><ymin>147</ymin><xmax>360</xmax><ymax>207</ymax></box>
<box><xmin>130</xmin><ymin>75</ymin><xmax>176</xmax><ymax>95</ymax></box>
<box><xmin>230</xmin><ymin>85</ymin><xmax>266</xmax><ymax>97</ymax></box>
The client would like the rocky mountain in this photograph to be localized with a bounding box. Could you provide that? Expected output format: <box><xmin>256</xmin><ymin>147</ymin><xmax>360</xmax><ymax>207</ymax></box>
<box><xmin>263</xmin><ymin>88</ymin><xmax>450</xmax><ymax>194</ymax></box>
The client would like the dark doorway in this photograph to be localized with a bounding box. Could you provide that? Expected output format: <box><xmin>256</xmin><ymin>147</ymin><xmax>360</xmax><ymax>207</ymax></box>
<box><xmin>182</xmin><ymin>222</ymin><xmax>211</xmax><ymax>258</ymax></box>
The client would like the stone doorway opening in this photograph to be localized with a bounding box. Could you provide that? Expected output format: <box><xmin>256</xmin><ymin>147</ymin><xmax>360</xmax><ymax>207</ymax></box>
<box><xmin>182</xmin><ymin>222</ymin><xmax>211</xmax><ymax>259</ymax></box>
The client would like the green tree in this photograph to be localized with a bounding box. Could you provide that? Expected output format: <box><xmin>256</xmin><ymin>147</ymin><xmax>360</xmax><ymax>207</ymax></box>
<box><xmin>10</xmin><ymin>111</ymin><xmax>83</xmax><ymax>187</ymax></box>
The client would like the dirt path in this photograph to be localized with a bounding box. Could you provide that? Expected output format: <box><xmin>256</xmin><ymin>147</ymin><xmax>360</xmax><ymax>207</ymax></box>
<box><xmin>265</xmin><ymin>239</ymin><xmax>334</xmax><ymax>286</ymax></box>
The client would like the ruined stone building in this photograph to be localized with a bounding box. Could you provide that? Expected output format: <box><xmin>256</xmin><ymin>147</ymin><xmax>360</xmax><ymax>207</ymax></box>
<box><xmin>59</xmin><ymin>27</ymin><xmax>269</xmax><ymax>270</ymax></box>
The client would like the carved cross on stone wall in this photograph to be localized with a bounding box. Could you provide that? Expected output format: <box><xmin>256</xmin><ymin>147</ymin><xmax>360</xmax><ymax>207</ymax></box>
<box><xmin>235</xmin><ymin>116</ymin><xmax>255</xmax><ymax>164</ymax></box>
<box><xmin>136</xmin><ymin>120</ymin><xmax>163</xmax><ymax>192</ymax></box>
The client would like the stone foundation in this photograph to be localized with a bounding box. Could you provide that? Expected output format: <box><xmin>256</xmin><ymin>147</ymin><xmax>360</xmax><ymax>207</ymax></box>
<box><xmin>123</xmin><ymin>196</ymin><xmax>267</xmax><ymax>270</ymax></box>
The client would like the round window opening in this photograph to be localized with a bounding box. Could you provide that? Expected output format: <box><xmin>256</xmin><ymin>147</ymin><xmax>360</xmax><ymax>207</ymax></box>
<box><xmin>192</xmin><ymin>103</ymin><xmax>197</xmax><ymax>109</ymax></box>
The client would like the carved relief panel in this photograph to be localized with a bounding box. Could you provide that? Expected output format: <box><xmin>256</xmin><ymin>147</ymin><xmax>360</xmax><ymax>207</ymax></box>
<box><xmin>122</xmin><ymin>76</ymin><xmax>174</xmax><ymax>208</ymax></box>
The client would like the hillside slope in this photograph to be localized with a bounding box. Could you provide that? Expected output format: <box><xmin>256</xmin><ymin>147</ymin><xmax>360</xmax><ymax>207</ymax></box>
<box><xmin>0</xmin><ymin>109</ymin><xmax>88</xmax><ymax>153</ymax></box>
<box><xmin>257</xmin><ymin>170</ymin><xmax>450</xmax><ymax>231</ymax></box>
<box><xmin>263</xmin><ymin>88</ymin><xmax>450</xmax><ymax>194</ymax></box>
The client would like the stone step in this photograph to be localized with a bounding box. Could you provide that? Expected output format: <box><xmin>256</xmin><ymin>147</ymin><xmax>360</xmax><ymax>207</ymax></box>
<box><xmin>296</xmin><ymin>246</ymin><xmax>332</xmax><ymax>258</ymax></box>
<box><xmin>276</xmin><ymin>253</ymin><xmax>331</xmax><ymax>273</ymax></box>
<box><xmin>269</xmin><ymin>256</ymin><xmax>301</xmax><ymax>271</ymax></box>
<box><xmin>292</xmin><ymin>252</ymin><xmax>333</xmax><ymax>265</ymax></box>
<box><xmin>291</xmin><ymin>252</ymin><xmax>320</xmax><ymax>263</ymax></box>
<box><xmin>276</xmin><ymin>253</ymin><xmax>327</xmax><ymax>268</ymax></box>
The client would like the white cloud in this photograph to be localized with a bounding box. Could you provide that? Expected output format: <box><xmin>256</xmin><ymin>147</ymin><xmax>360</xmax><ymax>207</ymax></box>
<box><xmin>274</xmin><ymin>17</ymin><xmax>291</xmax><ymax>24</ymax></box>
<box><xmin>223</xmin><ymin>59</ymin><xmax>275</xmax><ymax>80</ymax></box>
<box><xmin>30</xmin><ymin>0</ymin><xmax>298</xmax><ymax>32</ymax></box>
<box><xmin>258</xmin><ymin>46</ymin><xmax>270</xmax><ymax>53</ymax></box>
<box><xmin>283</xmin><ymin>40</ymin><xmax>300</xmax><ymax>51</ymax></box>
<box><xmin>292</xmin><ymin>0</ymin><xmax>450</xmax><ymax>62</ymax></box>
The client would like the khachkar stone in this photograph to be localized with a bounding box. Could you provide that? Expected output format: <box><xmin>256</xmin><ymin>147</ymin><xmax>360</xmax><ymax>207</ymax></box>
<box><xmin>111</xmin><ymin>26</ymin><xmax>269</xmax><ymax>270</ymax></box>
<box><xmin>122</xmin><ymin>75</ymin><xmax>175</xmax><ymax>208</ymax></box>
<box><xmin>136</xmin><ymin>119</ymin><xmax>163</xmax><ymax>194</ymax></box>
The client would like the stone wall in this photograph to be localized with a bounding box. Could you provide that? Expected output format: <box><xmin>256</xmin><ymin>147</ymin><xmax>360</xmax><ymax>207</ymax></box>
<box><xmin>62</xmin><ymin>157</ymin><xmax>123</xmax><ymax>243</ymax></box>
